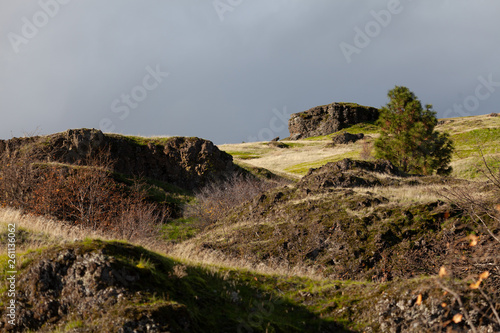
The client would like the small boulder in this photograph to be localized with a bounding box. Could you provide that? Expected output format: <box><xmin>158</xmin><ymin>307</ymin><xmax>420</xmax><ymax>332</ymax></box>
<box><xmin>268</xmin><ymin>141</ymin><xmax>288</xmax><ymax>149</ymax></box>
<box><xmin>437</xmin><ymin>119</ymin><xmax>454</xmax><ymax>125</ymax></box>
<box><xmin>331</xmin><ymin>132</ymin><xmax>364</xmax><ymax>145</ymax></box>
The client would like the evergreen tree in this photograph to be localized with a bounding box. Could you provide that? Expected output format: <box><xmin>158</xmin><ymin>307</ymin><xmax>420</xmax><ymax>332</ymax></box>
<box><xmin>374</xmin><ymin>86</ymin><xmax>454</xmax><ymax>175</ymax></box>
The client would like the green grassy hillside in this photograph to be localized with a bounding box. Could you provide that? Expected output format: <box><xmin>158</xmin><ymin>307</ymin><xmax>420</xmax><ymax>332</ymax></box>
<box><xmin>436</xmin><ymin>114</ymin><xmax>500</xmax><ymax>179</ymax></box>
<box><xmin>220</xmin><ymin>114</ymin><xmax>500</xmax><ymax>180</ymax></box>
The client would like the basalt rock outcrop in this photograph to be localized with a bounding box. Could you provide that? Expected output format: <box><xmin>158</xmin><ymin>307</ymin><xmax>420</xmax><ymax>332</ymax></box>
<box><xmin>0</xmin><ymin>241</ymin><xmax>193</xmax><ymax>332</ymax></box>
<box><xmin>288</xmin><ymin>102</ymin><xmax>379</xmax><ymax>140</ymax></box>
<box><xmin>0</xmin><ymin>129</ymin><xmax>236</xmax><ymax>191</ymax></box>
<box><xmin>297</xmin><ymin>158</ymin><xmax>407</xmax><ymax>190</ymax></box>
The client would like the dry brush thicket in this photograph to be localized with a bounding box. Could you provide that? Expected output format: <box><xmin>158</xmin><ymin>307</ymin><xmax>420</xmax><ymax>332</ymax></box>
<box><xmin>436</xmin><ymin>154</ymin><xmax>500</xmax><ymax>330</ymax></box>
<box><xmin>186</xmin><ymin>173</ymin><xmax>283</xmax><ymax>226</ymax></box>
<box><xmin>0</xmin><ymin>145</ymin><xmax>165</xmax><ymax>243</ymax></box>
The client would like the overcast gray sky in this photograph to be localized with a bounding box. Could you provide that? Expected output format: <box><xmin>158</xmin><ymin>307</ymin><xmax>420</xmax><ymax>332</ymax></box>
<box><xmin>1</xmin><ymin>1</ymin><xmax>499</xmax><ymax>144</ymax></box>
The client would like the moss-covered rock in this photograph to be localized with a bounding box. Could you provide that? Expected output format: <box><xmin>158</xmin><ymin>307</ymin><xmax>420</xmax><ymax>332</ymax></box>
<box><xmin>0</xmin><ymin>240</ymin><xmax>347</xmax><ymax>332</ymax></box>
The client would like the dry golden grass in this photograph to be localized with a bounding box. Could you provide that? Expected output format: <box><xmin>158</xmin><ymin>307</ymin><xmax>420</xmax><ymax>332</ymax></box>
<box><xmin>0</xmin><ymin>206</ymin><xmax>326</xmax><ymax>280</ymax></box>
<box><xmin>220</xmin><ymin>140</ymin><xmax>366</xmax><ymax>178</ymax></box>
<box><xmin>0</xmin><ymin>207</ymin><xmax>112</xmax><ymax>253</ymax></box>
<box><xmin>436</xmin><ymin>113</ymin><xmax>500</xmax><ymax>135</ymax></box>
<box><xmin>356</xmin><ymin>184</ymin><xmax>443</xmax><ymax>205</ymax></box>
<box><xmin>221</xmin><ymin>113</ymin><xmax>499</xmax><ymax>180</ymax></box>
<box><xmin>0</xmin><ymin>207</ymin><xmax>171</xmax><ymax>256</ymax></box>
<box><xmin>449</xmin><ymin>153</ymin><xmax>500</xmax><ymax>180</ymax></box>
<box><xmin>168</xmin><ymin>241</ymin><xmax>325</xmax><ymax>280</ymax></box>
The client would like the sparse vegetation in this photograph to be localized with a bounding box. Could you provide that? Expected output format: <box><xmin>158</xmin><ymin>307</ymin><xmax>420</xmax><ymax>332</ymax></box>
<box><xmin>186</xmin><ymin>173</ymin><xmax>280</xmax><ymax>226</ymax></box>
<box><xmin>359</xmin><ymin>139</ymin><xmax>374</xmax><ymax>160</ymax></box>
<box><xmin>436</xmin><ymin>153</ymin><xmax>500</xmax><ymax>330</ymax></box>
<box><xmin>283</xmin><ymin>150</ymin><xmax>360</xmax><ymax>175</ymax></box>
<box><xmin>220</xmin><ymin>114</ymin><xmax>500</xmax><ymax>180</ymax></box>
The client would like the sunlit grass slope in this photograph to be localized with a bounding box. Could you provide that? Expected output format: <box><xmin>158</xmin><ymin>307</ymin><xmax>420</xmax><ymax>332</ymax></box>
<box><xmin>221</xmin><ymin>113</ymin><xmax>500</xmax><ymax>179</ymax></box>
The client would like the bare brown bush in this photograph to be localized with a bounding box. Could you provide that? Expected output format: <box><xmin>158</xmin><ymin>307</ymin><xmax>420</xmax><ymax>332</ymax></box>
<box><xmin>439</xmin><ymin>152</ymin><xmax>500</xmax><ymax>329</ymax></box>
<box><xmin>441</xmin><ymin>153</ymin><xmax>499</xmax><ymax>246</ymax></box>
<box><xmin>0</xmin><ymin>141</ymin><xmax>41</xmax><ymax>209</ymax></box>
<box><xmin>0</xmin><ymin>144</ymin><xmax>166</xmax><ymax>241</ymax></box>
<box><xmin>186</xmin><ymin>174</ymin><xmax>278</xmax><ymax>226</ymax></box>
<box><xmin>28</xmin><ymin>149</ymin><xmax>125</xmax><ymax>229</ymax></box>
<box><xmin>112</xmin><ymin>181</ymin><xmax>167</xmax><ymax>242</ymax></box>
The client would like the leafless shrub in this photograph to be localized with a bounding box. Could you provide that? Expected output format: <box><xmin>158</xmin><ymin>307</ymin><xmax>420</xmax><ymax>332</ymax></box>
<box><xmin>186</xmin><ymin>174</ymin><xmax>278</xmax><ymax>226</ymax></box>
<box><xmin>1</xmin><ymin>144</ymin><xmax>166</xmax><ymax>241</ymax></box>
<box><xmin>28</xmin><ymin>148</ymin><xmax>125</xmax><ymax>229</ymax></box>
<box><xmin>439</xmin><ymin>150</ymin><xmax>500</xmax><ymax>328</ymax></box>
<box><xmin>441</xmin><ymin>152</ymin><xmax>500</xmax><ymax>244</ymax></box>
<box><xmin>111</xmin><ymin>178</ymin><xmax>168</xmax><ymax>242</ymax></box>
<box><xmin>113</xmin><ymin>199</ymin><xmax>166</xmax><ymax>242</ymax></box>
<box><xmin>434</xmin><ymin>267</ymin><xmax>500</xmax><ymax>332</ymax></box>
<box><xmin>0</xmin><ymin>141</ymin><xmax>42</xmax><ymax>209</ymax></box>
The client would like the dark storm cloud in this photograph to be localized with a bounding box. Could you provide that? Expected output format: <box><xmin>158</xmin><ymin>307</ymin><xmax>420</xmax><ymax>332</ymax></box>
<box><xmin>1</xmin><ymin>0</ymin><xmax>499</xmax><ymax>144</ymax></box>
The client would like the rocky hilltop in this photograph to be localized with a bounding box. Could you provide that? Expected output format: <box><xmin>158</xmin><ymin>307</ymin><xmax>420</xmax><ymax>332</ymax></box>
<box><xmin>0</xmin><ymin>129</ymin><xmax>236</xmax><ymax>191</ymax></box>
<box><xmin>288</xmin><ymin>102</ymin><xmax>379</xmax><ymax>140</ymax></box>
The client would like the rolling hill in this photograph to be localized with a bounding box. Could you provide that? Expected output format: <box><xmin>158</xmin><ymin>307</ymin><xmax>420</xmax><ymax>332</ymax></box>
<box><xmin>0</xmin><ymin>113</ymin><xmax>499</xmax><ymax>332</ymax></box>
